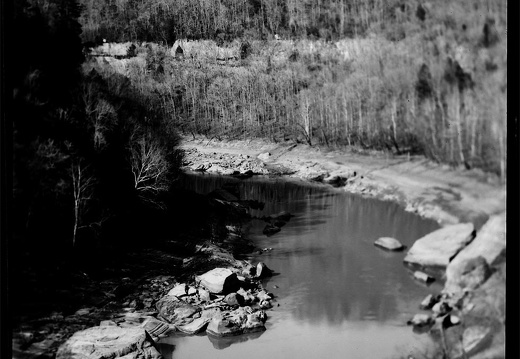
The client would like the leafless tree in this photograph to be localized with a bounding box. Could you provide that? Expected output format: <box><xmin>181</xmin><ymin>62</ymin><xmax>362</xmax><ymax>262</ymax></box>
<box><xmin>129</xmin><ymin>129</ymin><xmax>169</xmax><ymax>196</ymax></box>
<box><xmin>70</xmin><ymin>158</ymin><xmax>96</xmax><ymax>248</ymax></box>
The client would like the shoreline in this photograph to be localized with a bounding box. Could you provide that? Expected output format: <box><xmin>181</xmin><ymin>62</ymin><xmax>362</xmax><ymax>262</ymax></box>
<box><xmin>179</xmin><ymin>135</ymin><xmax>506</xmax><ymax>227</ymax></box>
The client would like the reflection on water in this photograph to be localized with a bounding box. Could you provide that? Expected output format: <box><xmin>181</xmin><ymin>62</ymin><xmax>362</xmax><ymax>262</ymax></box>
<box><xmin>164</xmin><ymin>173</ymin><xmax>441</xmax><ymax>358</ymax></box>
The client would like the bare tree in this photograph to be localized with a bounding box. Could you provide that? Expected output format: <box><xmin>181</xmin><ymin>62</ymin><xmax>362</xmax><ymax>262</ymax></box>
<box><xmin>70</xmin><ymin>158</ymin><xmax>96</xmax><ymax>248</ymax></box>
<box><xmin>129</xmin><ymin>130</ymin><xmax>169</xmax><ymax>196</ymax></box>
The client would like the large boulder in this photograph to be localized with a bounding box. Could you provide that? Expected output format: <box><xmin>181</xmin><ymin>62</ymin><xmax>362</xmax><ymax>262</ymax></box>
<box><xmin>206</xmin><ymin>318</ymin><xmax>243</xmax><ymax>337</ymax></box>
<box><xmin>176</xmin><ymin>318</ymin><xmax>210</xmax><ymax>335</ymax></box>
<box><xmin>56</xmin><ymin>326</ymin><xmax>161</xmax><ymax>359</ymax></box>
<box><xmin>374</xmin><ymin>237</ymin><xmax>404</xmax><ymax>251</ymax></box>
<box><xmin>404</xmin><ymin>223</ymin><xmax>475</xmax><ymax>268</ymax></box>
<box><xmin>156</xmin><ymin>296</ymin><xmax>199</xmax><ymax>324</ymax></box>
<box><xmin>444</xmin><ymin>213</ymin><xmax>505</xmax><ymax>294</ymax></box>
<box><xmin>196</xmin><ymin>268</ymin><xmax>240</xmax><ymax>294</ymax></box>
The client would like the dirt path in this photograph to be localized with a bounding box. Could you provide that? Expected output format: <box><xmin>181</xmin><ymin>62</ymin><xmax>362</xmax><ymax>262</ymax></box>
<box><xmin>180</xmin><ymin>136</ymin><xmax>506</xmax><ymax>227</ymax></box>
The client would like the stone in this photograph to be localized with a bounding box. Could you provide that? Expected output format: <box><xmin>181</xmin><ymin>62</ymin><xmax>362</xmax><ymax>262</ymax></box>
<box><xmin>75</xmin><ymin>308</ymin><xmax>90</xmax><ymax>316</ymax></box>
<box><xmin>141</xmin><ymin>317</ymin><xmax>172</xmax><ymax>339</ymax></box>
<box><xmin>56</xmin><ymin>326</ymin><xmax>161</xmax><ymax>359</ymax></box>
<box><xmin>256</xmin><ymin>290</ymin><xmax>273</xmax><ymax>302</ymax></box>
<box><xmin>442</xmin><ymin>314</ymin><xmax>461</xmax><ymax>329</ymax></box>
<box><xmin>374</xmin><ymin>237</ymin><xmax>405</xmax><ymax>251</ymax></box>
<box><xmin>198</xmin><ymin>288</ymin><xmax>211</xmax><ymax>302</ymax></box>
<box><xmin>404</xmin><ymin>223</ymin><xmax>475</xmax><ymax>268</ymax></box>
<box><xmin>167</xmin><ymin>283</ymin><xmax>188</xmax><ymax>297</ymax></box>
<box><xmin>177</xmin><ymin>318</ymin><xmax>210</xmax><ymax>335</ymax></box>
<box><xmin>256</xmin><ymin>262</ymin><xmax>273</xmax><ymax>279</ymax></box>
<box><xmin>258</xmin><ymin>152</ymin><xmax>271</xmax><ymax>161</ymax></box>
<box><xmin>237</xmin><ymin>288</ymin><xmax>255</xmax><ymax>304</ymax></box>
<box><xmin>259</xmin><ymin>300</ymin><xmax>272</xmax><ymax>309</ymax></box>
<box><xmin>243</xmin><ymin>313</ymin><xmax>267</xmax><ymax>333</ymax></box>
<box><xmin>419</xmin><ymin>294</ymin><xmax>440</xmax><ymax>310</ymax></box>
<box><xmin>224</xmin><ymin>293</ymin><xmax>245</xmax><ymax>307</ymax></box>
<box><xmin>444</xmin><ymin>213</ymin><xmax>505</xmax><ymax>294</ymax></box>
<box><xmin>263</xmin><ymin>224</ymin><xmax>281</xmax><ymax>236</ymax></box>
<box><xmin>206</xmin><ymin>318</ymin><xmax>243</xmax><ymax>337</ymax></box>
<box><xmin>156</xmin><ymin>296</ymin><xmax>199</xmax><ymax>324</ymax></box>
<box><xmin>432</xmin><ymin>302</ymin><xmax>451</xmax><ymax>317</ymax></box>
<box><xmin>407</xmin><ymin>314</ymin><xmax>433</xmax><ymax>328</ymax></box>
<box><xmin>196</xmin><ymin>268</ymin><xmax>240</xmax><ymax>294</ymax></box>
<box><xmin>414</xmin><ymin>271</ymin><xmax>435</xmax><ymax>283</ymax></box>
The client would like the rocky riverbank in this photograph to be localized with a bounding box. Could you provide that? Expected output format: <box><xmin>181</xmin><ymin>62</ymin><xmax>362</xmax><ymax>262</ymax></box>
<box><xmin>179</xmin><ymin>135</ymin><xmax>506</xmax><ymax>359</ymax></box>
<box><xmin>179</xmin><ymin>135</ymin><xmax>505</xmax><ymax>227</ymax></box>
<box><xmin>12</xmin><ymin>185</ymin><xmax>286</xmax><ymax>359</ymax></box>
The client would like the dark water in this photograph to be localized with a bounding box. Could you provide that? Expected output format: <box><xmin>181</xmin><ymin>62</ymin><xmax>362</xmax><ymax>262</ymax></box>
<box><xmin>160</xmin><ymin>173</ymin><xmax>441</xmax><ymax>359</ymax></box>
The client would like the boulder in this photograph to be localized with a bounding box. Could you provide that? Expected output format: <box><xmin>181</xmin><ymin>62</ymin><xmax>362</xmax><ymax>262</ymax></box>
<box><xmin>414</xmin><ymin>271</ymin><xmax>435</xmax><ymax>283</ymax></box>
<box><xmin>258</xmin><ymin>152</ymin><xmax>271</xmax><ymax>161</ymax></box>
<box><xmin>243</xmin><ymin>313</ymin><xmax>267</xmax><ymax>333</ymax></box>
<box><xmin>224</xmin><ymin>293</ymin><xmax>245</xmax><ymax>307</ymax></box>
<box><xmin>56</xmin><ymin>326</ymin><xmax>161</xmax><ymax>359</ymax></box>
<box><xmin>206</xmin><ymin>318</ymin><xmax>243</xmax><ymax>337</ymax></box>
<box><xmin>167</xmin><ymin>283</ymin><xmax>188</xmax><ymax>297</ymax></box>
<box><xmin>176</xmin><ymin>318</ymin><xmax>210</xmax><ymax>335</ymax></box>
<box><xmin>198</xmin><ymin>288</ymin><xmax>211</xmax><ymax>302</ymax></box>
<box><xmin>156</xmin><ymin>296</ymin><xmax>199</xmax><ymax>324</ymax></box>
<box><xmin>444</xmin><ymin>213</ymin><xmax>505</xmax><ymax>294</ymax></box>
<box><xmin>374</xmin><ymin>237</ymin><xmax>404</xmax><ymax>251</ymax></box>
<box><xmin>256</xmin><ymin>290</ymin><xmax>273</xmax><ymax>302</ymax></box>
<box><xmin>432</xmin><ymin>301</ymin><xmax>451</xmax><ymax>317</ymax></box>
<box><xmin>404</xmin><ymin>223</ymin><xmax>475</xmax><ymax>268</ymax></box>
<box><xmin>196</xmin><ymin>268</ymin><xmax>240</xmax><ymax>294</ymax></box>
<box><xmin>407</xmin><ymin>314</ymin><xmax>433</xmax><ymax>328</ymax></box>
<box><xmin>141</xmin><ymin>317</ymin><xmax>172</xmax><ymax>340</ymax></box>
<box><xmin>256</xmin><ymin>262</ymin><xmax>273</xmax><ymax>279</ymax></box>
<box><xmin>419</xmin><ymin>294</ymin><xmax>440</xmax><ymax>310</ymax></box>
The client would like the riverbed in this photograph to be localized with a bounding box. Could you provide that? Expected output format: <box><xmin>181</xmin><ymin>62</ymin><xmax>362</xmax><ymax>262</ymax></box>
<box><xmin>157</xmin><ymin>173</ymin><xmax>444</xmax><ymax>359</ymax></box>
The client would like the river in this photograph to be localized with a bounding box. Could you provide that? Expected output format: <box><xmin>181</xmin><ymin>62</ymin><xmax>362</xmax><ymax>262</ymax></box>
<box><xmin>160</xmin><ymin>173</ymin><xmax>442</xmax><ymax>359</ymax></box>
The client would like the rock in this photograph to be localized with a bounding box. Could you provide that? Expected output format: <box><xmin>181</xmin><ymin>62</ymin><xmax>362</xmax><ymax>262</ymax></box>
<box><xmin>200</xmin><ymin>307</ymin><xmax>223</xmax><ymax>321</ymax></box>
<box><xmin>167</xmin><ymin>283</ymin><xmax>188</xmax><ymax>297</ymax></box>
<box><xmin>407</xmin><ymin>314</ymin><xmax>433</xmax><ymax>328</ymax></box>
<box><xmin>258</xmin><ymin>152</ymin><xmax>271</xmax><ymax>161</ymax></box>
<box><xmin>256</xmin><ymin>262</ymin><xmax>273</xmax><ymax>279</ymax></box>
<box><xmin>374</xmin><ymin>237</ymin><xmax>405</xmax><ymax>251</ymax></box>
<box><xmin>243</xmin><ymin>313</ymin><xmax>267</xmax><ymax>333</ymax></box>
<box><xmin>323</xmin><ymin>175</ymin><xmax>347</xmax><ymax>187</ymax></box>
<box><xmin>419</xmin><ymin>294</ymin><xmax>440</xmax><ymax>310</ymax></box>
<box><xmin>441</xmin><ymin>314</ymin><xmax>461</xmax><ymax>329</ymax></box>
<box><xmin>75</xmin><ymin>308</ymin><xmax>90</xmax><ymax>316</ymax></box>
<box><xmin>224</xmin><ymin>293</ymin><xmax>245</xmax><ymax>307</ymax></box>
<box><xmin>237</xmin><ymin>288</ymin><xmax>255</xmax><ymax>304</ymax></box>
<box><xmin>56</xmin><ymin>326</ymin><xmax>161</xmax><ymax>359</ymax></box>
<box><xmin>256</xmin><ymin>290</ymin><xmax>273</xmax><ymax>302</ymax></box>
<box><xmin>177</xmin><ymin>318</ymin><xmax>210</xmax><ymax>335</ymax></box>
<box><xmin>196</xmin><ymin>268</ymin><xmax>240</xmax><ymax>294</ymax></box>
<box><xmin>206</xmin><ymin>318</ymin><xmax>243</xmax><ymax>337</ymax></box>
<box><xmin>414</xmin><ymin>271</ymin><xmax>435</xmax><ymax>283</ymax></box>
<box><xmin>432</xmin><ymin>302</ymin><xmax>451</xmax><ymax>317</ymax></box>
<box><xmin>141</xmin><ymin>317</ymin><xmax>172</xmax><ymax>339</ymax></box>
<box><xmin>198</xmin><ymin>288</ymin><xmax>211</xmax><ymax>302</ymax></box>
<box><xmin>259</xmin><ymin>300</ymin><xmax>272</xmax><ymax>309</ymax></box>
<box><xmin>404</xmin><ymin>223</ymin><xmax>475</xmax><ymax>268</ymax></box>
<box><xmin>444</xmin><ymin>213</ymin><xmax>505</xmax><ymax>294</ymax></box>
<box><xmin>263</xmin><ymin>224</ymin><xmax>281</xmax><ymax>236</ymax></box>
<box><xmin>156</xmin><ymin>296</ymin><xmax>199</xmax><ymax>324</ymax></box>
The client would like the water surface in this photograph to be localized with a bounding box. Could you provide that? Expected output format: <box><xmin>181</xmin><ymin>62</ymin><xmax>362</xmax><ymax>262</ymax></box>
<box><xmin>161</xmin><ymin>174</ymin><xmax>441</xmax><ymax>359</ymax></box>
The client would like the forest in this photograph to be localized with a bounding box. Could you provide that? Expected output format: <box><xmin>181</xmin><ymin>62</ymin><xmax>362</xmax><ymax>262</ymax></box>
<box><xmin>10</xmin><ymin>0</ymin><xmax>506</xmax><ymax>272</ymax></box>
